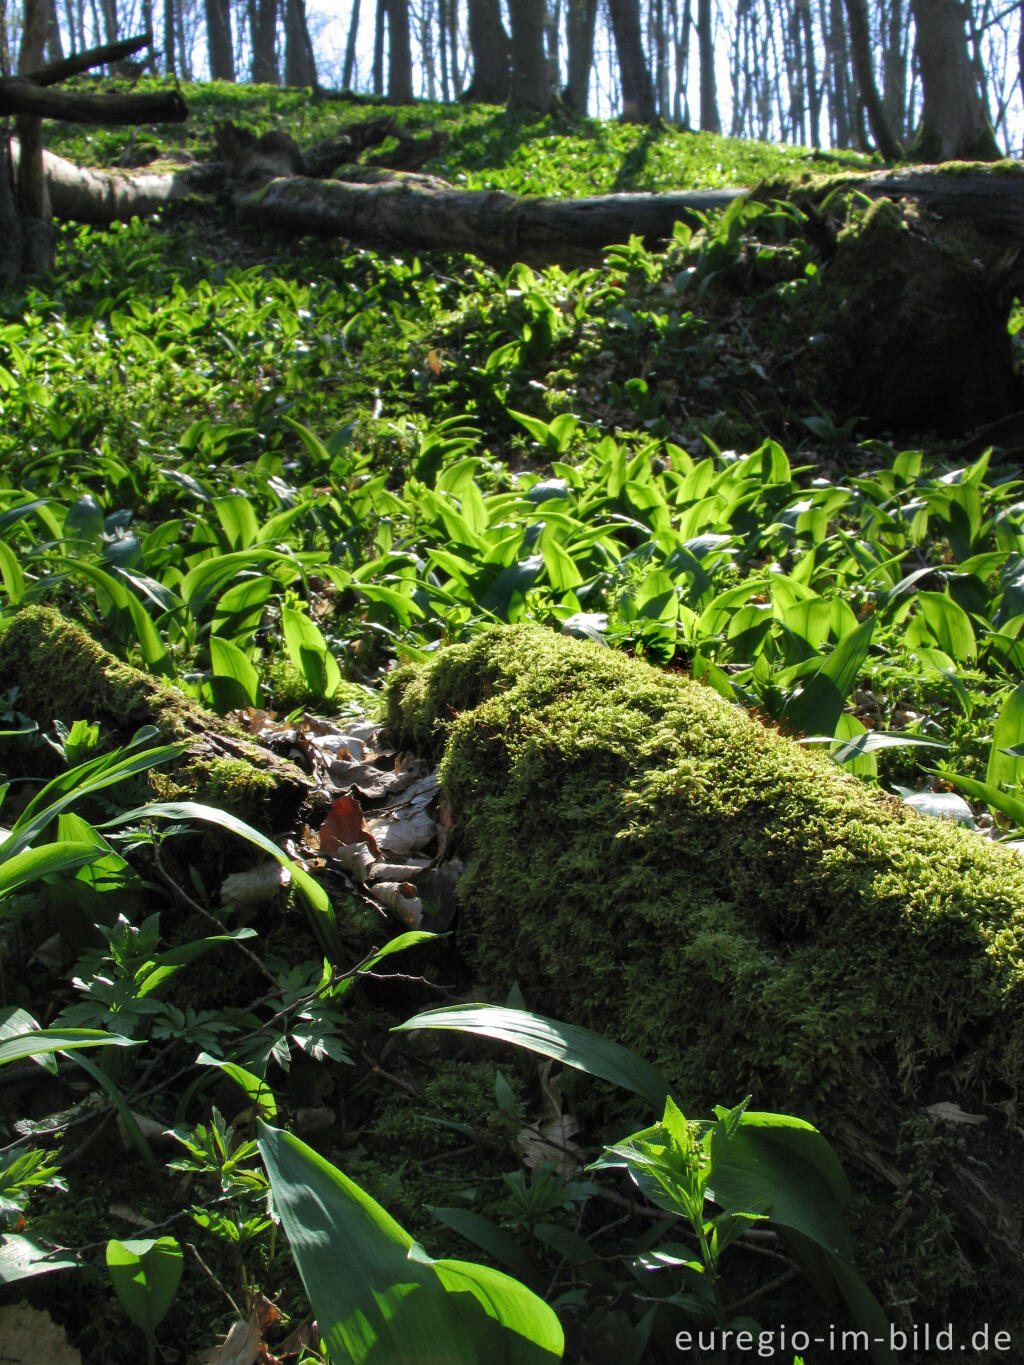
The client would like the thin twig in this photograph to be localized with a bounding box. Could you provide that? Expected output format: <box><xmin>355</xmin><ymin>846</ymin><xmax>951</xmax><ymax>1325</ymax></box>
<box><xmin>187</xmin><ymin>1240</ymin><xmax>242</xmax><ymax>1317</ymax></box>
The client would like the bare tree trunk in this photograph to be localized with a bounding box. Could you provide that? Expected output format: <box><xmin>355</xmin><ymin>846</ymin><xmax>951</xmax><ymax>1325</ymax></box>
<box><xmin>697</xmin><ymin>0</ymin><xmax>719</xmax><ymax>129</ymax></box>
<box><xmin>45</xmin><ymin>0</ymin><xmax>64</xmax><ymax>61</ymax></box>
<box><xmin>164</xmin><ymin>0</ymin><xmax>176</xmax><ymax>75</ymax></box>
<box><xmin>372</xmin><ymin>0</ymin><xmax>384</xmax><ymax>94</ymax></box>
<box><xmin>799</xmin><ymin>0</ymin><xmax>820</xmax><ymax>146</ymax></box>
<box><xmin>562</xmin><ymin>0</ymin><xmax>596</xmax><ymax>110</ymax></box>
<box><xmin>608</xmin><ymin>0</ymin><xmax>656</xmax><ymax>122</ymax></box>
<box><xmin>250</xmin><ymin>0</ymin><xmax>278</xmax><ymax>82</ymax></box>
<box><xmin>508</xmin><ymin>0</ymin><xmax>551</xmax><ymax>110</ymax></box>
<box><xmin>883</xmin><ymin>0</ymin><xmax>908</xmax><ymax>140</ymax></box>
<box><xmin>342</xmin><ymin>0</ymin><xmax>360</xmax><ymax>87</ymax></box>
<box><xmin>206</xmin><ymin>0</ymin><xmax>235</xmax><ymax>79</ymax></box>
<box><xmin>0</xmin><ymin>138</ymin><xmax>22</xmax><ymax>287</ymax></box>
<box><xmin>16</xmin><ymin>0</ymin><xmax>52</xmax><ymax>275</ymax></box>
<box><xmin>448</xmin><ymin>0</ymin><xmax>463</xmax><ymax>93</ymax></box>
<box><xmin>844</xmin><ymin>0</ymin><xmax>903</xmax><ymax>158</ymax></box>
<box><xmin>910</xmin><ymin>0</ymin><xmax>1000</xmax><ymax>160</ymax></box>
<box><xmin>385</xmin><ymin>0</ymin><xmax>413</xmax><ymax>101</ymax></box>
<box><xmin>465</xmin><ymin>0</ymin><xmax>509</xmax><ymax>100</ymax></box>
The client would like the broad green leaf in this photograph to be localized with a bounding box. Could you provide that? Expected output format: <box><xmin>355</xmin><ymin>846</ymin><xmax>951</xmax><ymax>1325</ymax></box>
<box><xmin>281</xmin><ymin>605</ymin><xmax>342</xmax><ymax>700</ymax></box>
<box><xmin>103</xmin><ymin>801</ymin><xmax>341</xmax><ymax>961</ymax></box>
<box><xmin>210</xmin><ymin>635</ymin><xmax>261</xmax><ymax>709</ymax></box>
<box><xmin>933</xmin><ymin>771</ymin><xmax>1024</xmax><ymax>827</ymax></box>
<box><xmin>428</xmin><ymin>1207</ymin><xmax>536</xmax><ymax>1283</ymax></box>
<box><xmin>196</xmin><ymin>1053</ymin><xmax>277</xmax><ymax>1118</ymax></box>
<box><xmin>106</xmin><ymin>1237</ymin><xmax>183</xmax><ymax>1335</ymax></box>
<box><xmin>914</xmin><ymin>591</ymin><xmax>976</xmax><ymax>663</ymax></box>
<box><xmin>0</xmin><ymin>1235</ymin><xmax>80</xmax><ymax>1284</ymax></box>
<box><xmin>0</xmin><ymin>1028</ymin><xmax>139</xmax><ymax>1067</ymax></box>
<box><xmin>0</xmin><ymin>841</ymin><xmax>103</xmax><ymax>907</ymax></box>
<box><xmin>258</xmin><ymin>1122</ymin><xmax>563</xmax><ymax>1363</ymax></box>
<box><xmin>393</xmin><ymin>1004</ymin><xmax>670</xmax><ymax>1109</ymax></box>
<box><xmin>987</xmin><ymin>685</ymin><xmax>1024</xmax><ymax>791</ymax></box>
<box><xmin>782</xmin><ymin>616</ymin><xmax>874</xmax><ymax>738</ymax></box>
<box><xmin>831</xmin><ymin>731</ymin><xmax>949</xmax><ymax>764</ymax></box>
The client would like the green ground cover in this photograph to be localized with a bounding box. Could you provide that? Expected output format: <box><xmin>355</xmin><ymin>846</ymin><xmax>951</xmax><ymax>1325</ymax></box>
<box><xmin>0</xmin><ymin>86</ymin><xmax>1021</xmax><ymax>1361</ymax></box>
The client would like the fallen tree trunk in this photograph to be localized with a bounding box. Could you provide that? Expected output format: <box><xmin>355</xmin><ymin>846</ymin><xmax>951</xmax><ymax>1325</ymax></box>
<box><xmin>11</xmin><ymin>142</ymin><xmax>226</xmax><ymax>222</ymax></box>
<box><xmin>240</xmin><ymin>176</ymin><xmax>740</xmax><ymax>265</ymax></box>
<box><xmin>385</xmin><ymin>624</ymin><xmax>1024</xmax><ymax>1331</ymax></box>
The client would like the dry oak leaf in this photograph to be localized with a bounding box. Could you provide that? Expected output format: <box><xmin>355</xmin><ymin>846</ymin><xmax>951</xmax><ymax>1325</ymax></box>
<box><xmin>319</xmin><ymin>794</ymin><xmax>382</xmax><ymax>859</ymax></box>
<box><xmin>0</xmin><ymin>1302</ymin><xmax>80</xmax><ymax>1364</ymax></box>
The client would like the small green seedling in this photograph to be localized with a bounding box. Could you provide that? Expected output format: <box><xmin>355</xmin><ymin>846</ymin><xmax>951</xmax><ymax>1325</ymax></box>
<box><xmin>106</xmin><ymin>1235</ymin><xmax>183</xmax><ymax>1365</ymax></box>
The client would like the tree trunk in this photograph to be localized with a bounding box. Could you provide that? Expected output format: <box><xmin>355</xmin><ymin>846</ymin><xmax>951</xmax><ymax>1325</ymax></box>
<box><xmin>385</xmin><ymin>0</ymin><xmax>414</xmax><ymax>102</ymax></box>
<box><xmin>697</xmin><ymin>0</ymin><xmax>718</xmax><ymax>130</ymax></box>
<box><xmin>45</xmin><ymin>0</ymin><xmax>65</xmax><ymax>62</ymax></box>
<box><xmin>562</xmin><ymin>0</ymin><xmax>596</xmax><ymax>111</ymax></box>
<box><xmin>910</xmin><ymin>0</ymin><xmax>1000</xmax><ymax>160</ymax></box>
<box><xmin>843</xmin><ymin>0</ymin><xmax>903</xmax><ymax>159</ymax></box>
<box><xmin>284</xmin><ymin>0</ymin><xmax>317</xmax><ymax>86</ymax></box>
<box><xmin>508</xmin><ymin>0</ymin><xmax>551</xmax><ymax>111</ymax></box>
<box><xmin>206</xmin><ymin>0</ymin><xmax>235</xmax><ymax>79</ymax></box>
<box><xmin>342</xmin><ymin>0</ymin><xmax>361</xmax><ymax>87</ymax></box>
<box><xmin>164</xmin><ymin>0</ymin><xmax>176</xmax><ymax>75</ymax></box>
<box><xmin>251</xmin><ymin>0</ymin><xmax>278</xmax><ymax>82</ymax></box>
<box><xmin>373</xmin><ymin>0</ymin><xmax>385</xmax><ymax>95</ymax></box>
<box><xmin>824</xmin><ymin>0</ymin><xmax>852</xmax><ymax>147</ymax></box>
<box><xmin>16</xmin><ymin>0</ymin><xmax>53</xmax><ymax>275</ymax></box>
<box><xmin>607</xmin><ymin>0</ymin><xmax>656</xmax><ymax>123</ymax></box>
<box><xmin>464</xmin><ymin>0</ymin><xmax>510</xmax><ymax>102</ymax></box>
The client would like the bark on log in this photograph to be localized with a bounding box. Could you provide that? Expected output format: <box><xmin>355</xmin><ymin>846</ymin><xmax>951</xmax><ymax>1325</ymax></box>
<box><xmin>0</xmin><ymin>77</ymin><xmax>186</xmax><ymax>123</ymax></box>
<box><xmin>26</xmin><ymin>33</ymin><xmax>152</xmax><ymax>86</ymax></box>
<box><xmin>240</xmin><ymin>176</ymin><xmax>740</xmax><ymax>265</ymax></box>
<box><xmin>239</xmin><ymin>165</ymin><xmax>1024</xmax><ymax>267</ymax></box>
<box><xmin>11</xmin><ymin>142</ymin><xmax>225</xmax><ymax>222</ymax></box>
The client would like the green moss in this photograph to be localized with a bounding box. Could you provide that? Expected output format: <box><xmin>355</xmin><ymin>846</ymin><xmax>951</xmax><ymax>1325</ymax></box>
<box><xmin>385</xmin><ymin>623</ymin><xmax>1024</xmax><ymax>1320</ymax></box>
<box><xmin>0</xmin><ymin>605</ymin><xmax>211</xmax><ymax>740</ymax></box>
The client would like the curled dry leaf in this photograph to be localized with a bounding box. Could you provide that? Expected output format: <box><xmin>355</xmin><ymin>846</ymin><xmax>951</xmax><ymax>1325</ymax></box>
<box><xmin>517</xmin><ymin>1060</ymin><xmax>584</xmax><ymax>1173</ymax></box>
<box><xmin>366</xmin><ymin>806</ymin><xmax>436</xmax><ymax>858</ymax></box>
<box><xmin>220</xmin><ymin>861</ymin><xmax>292</xmax><ymax>907</ymax></box>
<box><xmin>199</xmin><ymin>1309</ymin><xmax>262</xmax><ymax>1365</ymax></box>
<box><xmin>367</xmin><ymin>880</ymin><xmax>424</xmax><ymax>928</ymax></box>
<box><xmin>334</xmin><ymin>841</ymin><xmax>378</xmax><ymax>884</ymax></box>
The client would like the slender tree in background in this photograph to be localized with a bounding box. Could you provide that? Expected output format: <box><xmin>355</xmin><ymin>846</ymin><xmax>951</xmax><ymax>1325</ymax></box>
<box><xmin>250</xmin><ymin>0</ymin><xmax>278</xmax><ymax>82</ymax></box>
<box><xmin>562</xmin><ymin>0</ymin><xmax>596</xmax><ymax>109</ymax></box>
<box><xmin>844</xmin><ymin>0</ymin><xmax>902</xmax><ymax>157</ymax></box>
<box><xmin>911</xmin><ymin>0</ymin><xmax>1000</xmax><ymax>158</ymax></box>
<box><xmin>607</xmin><ymin>0</ymin><xmax>656</xmax><ymax>122</ymax></box>
<box><xmin>384</xmin><ymin>0</ymin><xmax>413</xmax><ymax>101</ymax></box>
<box><xmin>697</xmin><ymin>0</ymin><xmax>718</xmax><ymax>129</ymax></box>
<box><xmin>508</xmin><ymin>0</ymin><xmax>550</xmax><ymax>110</ymax></box>
<box><xmin>163</xmin><ymin>0</ymin><xmax>175</xmax><ymax>74</ymax></box>
<box><xmin>341</xmin><ymin>0</ymin><xmax>359</xmax><ymax>88</ymax></box>
<box><xmin>205</xmin><ymin>0</ymin><xmax>233</xmax><ymax>79</ymax></box>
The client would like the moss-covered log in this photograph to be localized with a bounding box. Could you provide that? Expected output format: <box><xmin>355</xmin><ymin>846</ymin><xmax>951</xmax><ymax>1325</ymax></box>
<box><xmin>0</xmin><ymin>606</ymin><xmax>310</xmax><ymax>829</ymax></box>
<box><xmin>385</xmin><ymin>624</ymin><xmax>1024</xmax><ymax>1324</ymax></box>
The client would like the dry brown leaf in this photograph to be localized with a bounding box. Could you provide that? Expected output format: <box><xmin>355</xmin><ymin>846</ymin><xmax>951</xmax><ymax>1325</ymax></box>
<box><xmin>334</xmin><ymin>842</ymin><xmax>378</xmax><ymax>884</ymax></box>
<box><xmin>366</xmin><ymin>807</ymin><xmax>436</xmax><ymax>858</ymax></box>
<box><xmin>0</xmin><ymin>1302</ymin><xmax>81</xmax><ymax>1364</ymax></box>
<box><xmin>319</xmin><ymin>794</ymin><xmax>382</xmax><ymax>858</ymax></box>
<box><xmin>199</xmin><ymin>1310</ymin><xmax>262</xmax><ymax>1365</ymax></box>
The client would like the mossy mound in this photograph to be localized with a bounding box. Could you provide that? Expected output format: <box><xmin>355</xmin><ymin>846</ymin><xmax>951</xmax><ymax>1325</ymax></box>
<box><xmin>0</xmin><ymin>605</ymin><xmax>309</xmax><ymax>829</ymax></box>
<box><xmin>0</xmin><ymin>605</ymin><xmax>211</xmax><ymax>740</ymax></box>
<box><xmin>385</xmin><ymin>624</ymin><xmax>1024</xmax><ymax>1323</ymax></box>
